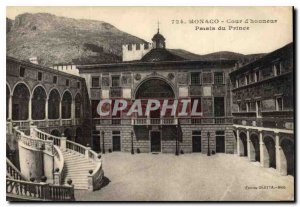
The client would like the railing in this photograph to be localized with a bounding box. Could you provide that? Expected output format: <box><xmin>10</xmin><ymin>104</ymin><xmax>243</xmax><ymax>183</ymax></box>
<box><xmin>94</xmin><ymin>117</ymin><xmax>232</xmax><ymax>126</ymax></box>
<box><xmin>62</xmin><ymin>119</ymin><xmax>72</xmax><ymax>126</ymax></box>
<box><xmin>6</xmin><ymin>178</ymin><xmax>74</xmax><ymax>201</ymax></box>
<box><xmin>32</xmin><ymin>120</ymin><xmax>47</xmax><ymax>128</ymax></box>
<box><xmin>12</xmin><ymin>121</ymin><xmax>30</xmax><ymax>130</ymax></box>
<box><xmin>6</xmin><ymin>158</ymin><xmax>27</xmax><ymax>181</ymax></box>
<box><xmin>34</xmin><ymin>127</ymin><xmax>62</xmax><ymax>147</ymax></box>
<box><xmin>66</xmin><ymin>140</ymin><xmax>86</xmax><ymax>155</ymax></box>
<box><xmin>48</xmin><ymin>119</ymin><xmax>60</xmax><ymax>127</ymax></box>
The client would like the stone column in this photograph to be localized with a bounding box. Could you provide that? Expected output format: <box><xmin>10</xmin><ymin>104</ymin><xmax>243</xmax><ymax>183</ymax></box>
<box><xmin>59</xmin><ymin>101</ymin><xmax>62</xmax><ymax>126</ymax></box>
<box><xmin>28</xmin><ymin>98</ymin><xmax>32</xmax><ymax>121</ymax></box>
<box><xmin>259</xmin><ymin>131</ymin><xmax>268</xmax><ymax>167</ymax></box>
<box><xmin>71</xmin><ymin>100</ymin><xmax>75</xmax><ymax>125</ymax></box>
<box><xmin>45</xmin><ymin>99</ymin><xmax>48</xmax><ymax>120</ymax></box>
<box><xmin>236</xmin><ymin>129</ymin><xmax>240</xmax><ymax>156</ymax></box>
<box><xmin>247</xmin><ymin>130</ymin><xmax>252</xmax><ymax>161</ymax></box>
<box><xmin>275</xmin><ymin>133</ymin><xmax>287</xmax><ymax>175</ymax></box>
<box><xmin>8</xmin><ymin>95</ymin><xmax>12</xmax><ymax>120</ymax></box>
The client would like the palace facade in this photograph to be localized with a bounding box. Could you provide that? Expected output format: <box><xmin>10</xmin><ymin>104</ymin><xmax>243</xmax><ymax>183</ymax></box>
<box><xmin>230</xmin><ymin>43</ymin><xmax>294</xmax><ymax>176</ymax></box>
<box><xmin>78</xmin><ymin>30</ymin><xmax>236</xmax><ymax>154</ymax></box>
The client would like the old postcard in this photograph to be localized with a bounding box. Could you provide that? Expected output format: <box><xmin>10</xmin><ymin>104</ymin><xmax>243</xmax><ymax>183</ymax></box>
<box><xmin>6</xmin><ymin>6</ymin><xmax>294</xmax><ymax>201</ymax></box>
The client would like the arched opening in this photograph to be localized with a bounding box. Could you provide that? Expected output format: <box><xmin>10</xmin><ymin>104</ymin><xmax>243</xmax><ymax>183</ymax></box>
<box><xmin>51</xmin><ymin>129</ymin><xmax>61</xmax><ymax>137</ymax></box>
<box><xmin>250</xmin><ymin>134</ymin><xmax>260</xmax><ymax>162</ymax></box>
<box><xmin>135</xmin><ymin>78</ymin><xmax>175</xmax><ymax>99</ymax></box>
<box><xmin>75</xmin><ymin>93</ymin><xmax>82</xmax><ymax>118</ymax></box>
<box><xmin>263</xmin><ymin>136</ymin><xmax>276</xmax><ymax>169</ymax></box>
<box><xmin>48</xmin><ymin>89</ymin><xmax>60</xmax><ymax>119</ymax></box>
<box><xmin>239</xmin><ymin>132</ymin><xmax>248</xmax><ymax>156</ymax></box>
<box><xmin>12</xmin><ymin>83</ymin><xmax>30</xmax><ymax>120</ymax></box>
<box><xmin>62</xmin><ymin>91</ymin><xmax>72</xmax><ymax>119</ymax></box>
<box><xmin>32</xmin><ymin>86</ymin><xmax>47</xmax><ymax>120</ymax></box>
<box><xmin>6</xmin><ymin>85</ymin><xmax>10</xmax><ymax>120</ymax></box>
<box><xmin>280</xmin><ymin>139</ymin><xmax>294</xmax><ymax>176</ymax></box>
<box><xmin>64</xmin><ymin>128</ymin><xmax>73</xmax><ymax>140</ymax></box>
<box><xmin>75</xmin><ymin>127</ymin><xmax>83</xmax><ymax>143</ymax></box>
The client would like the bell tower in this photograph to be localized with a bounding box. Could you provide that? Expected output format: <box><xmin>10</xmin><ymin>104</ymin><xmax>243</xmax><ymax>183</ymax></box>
<box><xmin>152</xmin><ymin>21</ymin><xmax>166</xmax><ymax>49</ymax></box>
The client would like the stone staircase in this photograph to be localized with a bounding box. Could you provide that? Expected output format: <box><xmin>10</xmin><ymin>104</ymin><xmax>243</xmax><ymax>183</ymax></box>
<box><xmin>62</xmin><ymin>151</ymin><xmax>97</xmax><ymax>190</ymax></box>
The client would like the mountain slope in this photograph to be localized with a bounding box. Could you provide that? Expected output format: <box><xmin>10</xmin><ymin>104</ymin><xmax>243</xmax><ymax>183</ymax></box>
<box><xmin>7</xmin><ymin>13</ymin><xmax>146</xmax><ymax>66</ymax></box>
<box><xmin>169</xmin><ymin>49</ymin><xmax>266</xmax><ymax>63</ymax></box>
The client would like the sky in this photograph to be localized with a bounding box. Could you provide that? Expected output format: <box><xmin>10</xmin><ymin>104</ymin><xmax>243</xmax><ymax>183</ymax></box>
<box><xmin>6</xmin><ymin>6</ymin><xmax>293</xmax><ymax>55</ymax></box>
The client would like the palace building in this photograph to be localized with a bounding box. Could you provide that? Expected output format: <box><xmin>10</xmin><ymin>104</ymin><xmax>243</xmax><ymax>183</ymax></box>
<box><xmin>78</xmin><ymin>29</ymin><xmax>237</xmax><ymax>154</ymax></box>
<box><xmin>6</xmin><ymin>29</ymin><xmax>294</xmax><ymax>178</ymax></box>
<box><xmin>230</xmin><ymin>43</ymin><xmax>294</xmax><ymax>176</ymax></box>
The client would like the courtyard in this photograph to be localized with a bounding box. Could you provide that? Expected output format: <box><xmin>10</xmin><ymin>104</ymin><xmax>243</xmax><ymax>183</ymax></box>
<box><xmin>75</xmin><ymin>152</ymin><xmax>294</xmax><ymax>201</ymax></box>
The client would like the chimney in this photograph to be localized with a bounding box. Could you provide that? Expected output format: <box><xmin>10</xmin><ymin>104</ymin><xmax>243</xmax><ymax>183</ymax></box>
<box><xmin>29</xmin><ymin>57</ymin><xmax>38</xmax><ymax>64</ymax></box>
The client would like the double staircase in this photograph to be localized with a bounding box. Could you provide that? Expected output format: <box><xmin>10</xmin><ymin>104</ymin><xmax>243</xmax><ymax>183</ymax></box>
<box><xmin>6</xmin><ymin>122</ymin><xmax>104</xmax><ymax>201</ymax></box>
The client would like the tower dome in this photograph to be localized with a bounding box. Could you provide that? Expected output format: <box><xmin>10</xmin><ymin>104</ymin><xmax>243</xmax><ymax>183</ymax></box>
<box><xmin>152</xmin><ymin>26</ymin><xmax>166</xmax><ymax>49</ymax></box>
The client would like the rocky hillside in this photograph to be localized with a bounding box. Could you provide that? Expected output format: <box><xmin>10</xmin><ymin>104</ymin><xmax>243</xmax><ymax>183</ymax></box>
<box><xmin>6</xmin><ymin>13</ymin><xmax>146</xmax><ymax>66</ymax></box>
<box><xmin>7</xmin><ymin>13</ymin><xmax>265</xmax><ymax>66</ymax></box>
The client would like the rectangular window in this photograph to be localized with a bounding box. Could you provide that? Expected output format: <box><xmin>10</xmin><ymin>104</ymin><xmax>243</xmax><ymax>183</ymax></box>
<box><xmin>191</xmin><ymin>98</ymin><xmax>201</xmax><ymax>116</ymax></box>
<box><xmin>144</xmin><ymin>43</ymin><xmax>149</xmax><ymax>50</ymax></box>
<box><xmin>275</xmin><ymin>97</ymin><xmax>283</xmax><ymax>111</ymax></box>
<box><xmin>112</xmin><ymin>76</ymin><xmax>120</xmax><ymax>87</ymax></box>
<box><xmin>128</xmin><ymin>44</ymin><xmax>132</xmax><ymax>51</ymax></box>
<box><xmin>255</xmin><ymin>71</ymin><xmax>260</xmax><ymax>82</ymax></box>
<box><xmin>19</xmin><ymin>67</ymin><xmax>25</xmax><ymax>77</ymax></box>
<box><xmin>38</xmin><ymin>72</ymin><xmax>43</xmax><ymax>81</ymax></box>
<box><xmin>92</xmin><ymin>77</ymin><xmax>100</xmax><ymax>88</ymax></box>
<box><xmin>246</xmin><ymin>102</ymin><xmax>251</xmax><ymax>112</ymax></box>
<box><xmin>237</xmin><ymin>102</ymin><xmax>241</xmax><ymax>112</ymax></box>
<box><xmin>273</xmin><ymin>62</ymin><xmax>281</xmax><ymax>76</ymax></box>
<box><xmin>214</xmin><ymin>97</ymin><xmax>225</xmax><ymax>117</ymax></box>
<box><xmin>136</xmin><ymin>44</ymin><xmax>140</xmax><ymax>50</ymax></box>
<box><xmin>53</xmin><ymin>76</ymin><xmax>57</xmax><ymax>84</ymax></box>
<box><xmin>66</xmin><ymin>79</ymin><xmax>70</xmax><ymax>86</ymax></box>
<box><xmin>245</xmin><ymin>74</ymin><xmax>250</xmax><ymax>85</ymax></box>
<box><xmin>191</xmin><ymin>72</ymin><xmax>201</xmax><ymax>85</ymax></box>
<box><xmin>214</xmin><ymin>72</ymin><xmax>224</xmax><ymax>84</ymax></box>
<box><xmin>256</xmin><ymin>101</ymin><xmax>262</xmax><ymax>117</ymax></box>
<box><xmin>77</xmin><ymin>81</ymin><xmax>81</xmax><ymax>89</ymax></box>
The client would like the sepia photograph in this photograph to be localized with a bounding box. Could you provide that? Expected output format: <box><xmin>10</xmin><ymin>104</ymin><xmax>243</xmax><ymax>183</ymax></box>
<box><xmin>5</xmin><ymin>6</ymin><xmax>294</xmax><ymax>202</ymax></box>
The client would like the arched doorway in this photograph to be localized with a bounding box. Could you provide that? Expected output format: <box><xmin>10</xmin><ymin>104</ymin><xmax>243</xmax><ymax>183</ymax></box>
<box><xmin>64</xmin><ymin>128</ymin><xmax>73</xmax><ymax>140</ymax></box>
<box><xmin>51</xmin><ymin>129</ymin><xmax>61</xmax><ymax>137</ymax></box>
<box><xmin>75</xmin><ymin>127</ymin><xmax>83</xmax><ymax>144</ymax></box>
<box><xmin>263</xmin><ymin>136</ymin><xmax>276</xmax><ymax>168</ymax></box>
<box><xmin>280</xmin><ymin>139</ymin><xmax>294</xmax><ymax>176</ymax></box>
<box><xmin>239</xmin><ymin>132</ymin><xmax>248</xmax><ymax>156</ymax></box>
<box><xmin>62</xmin><ymin>91</ymin><xmax>72</xmax><ymax>119</ymax></box>
<box><xmin>250</xmin><ymin>134</ymin><xmax>260</xmax><ymax>162</ymax></box>
<box><xmin>6</xmin><ymin>85</ymin><xmax>10</xmax><ymax>120</ymax></box>
<box><xmin>48</xmin><ymin>89</ymin><xmax>60</xmax><ymax>119</ymax></box>
<box><xmin>75</xmin><ymin>93</ymin><xmax>82</xmax><ymax>118</ymax></box>
<box><xmin>32</xmin><ymin>86</ymin><xmax>47</xmax><ymax>120</ymax></box>
<box><xmin>12</xmin><ymin>83</ymin><xmax>30</xmax><ymax>120</ymax></box>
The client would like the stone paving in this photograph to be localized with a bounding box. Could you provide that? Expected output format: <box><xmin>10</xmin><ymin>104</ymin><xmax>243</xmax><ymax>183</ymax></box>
<box><xmin>75</xmin><ymin>152</ymin><xmax>294</xmax><ymax>201</ymax></box>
